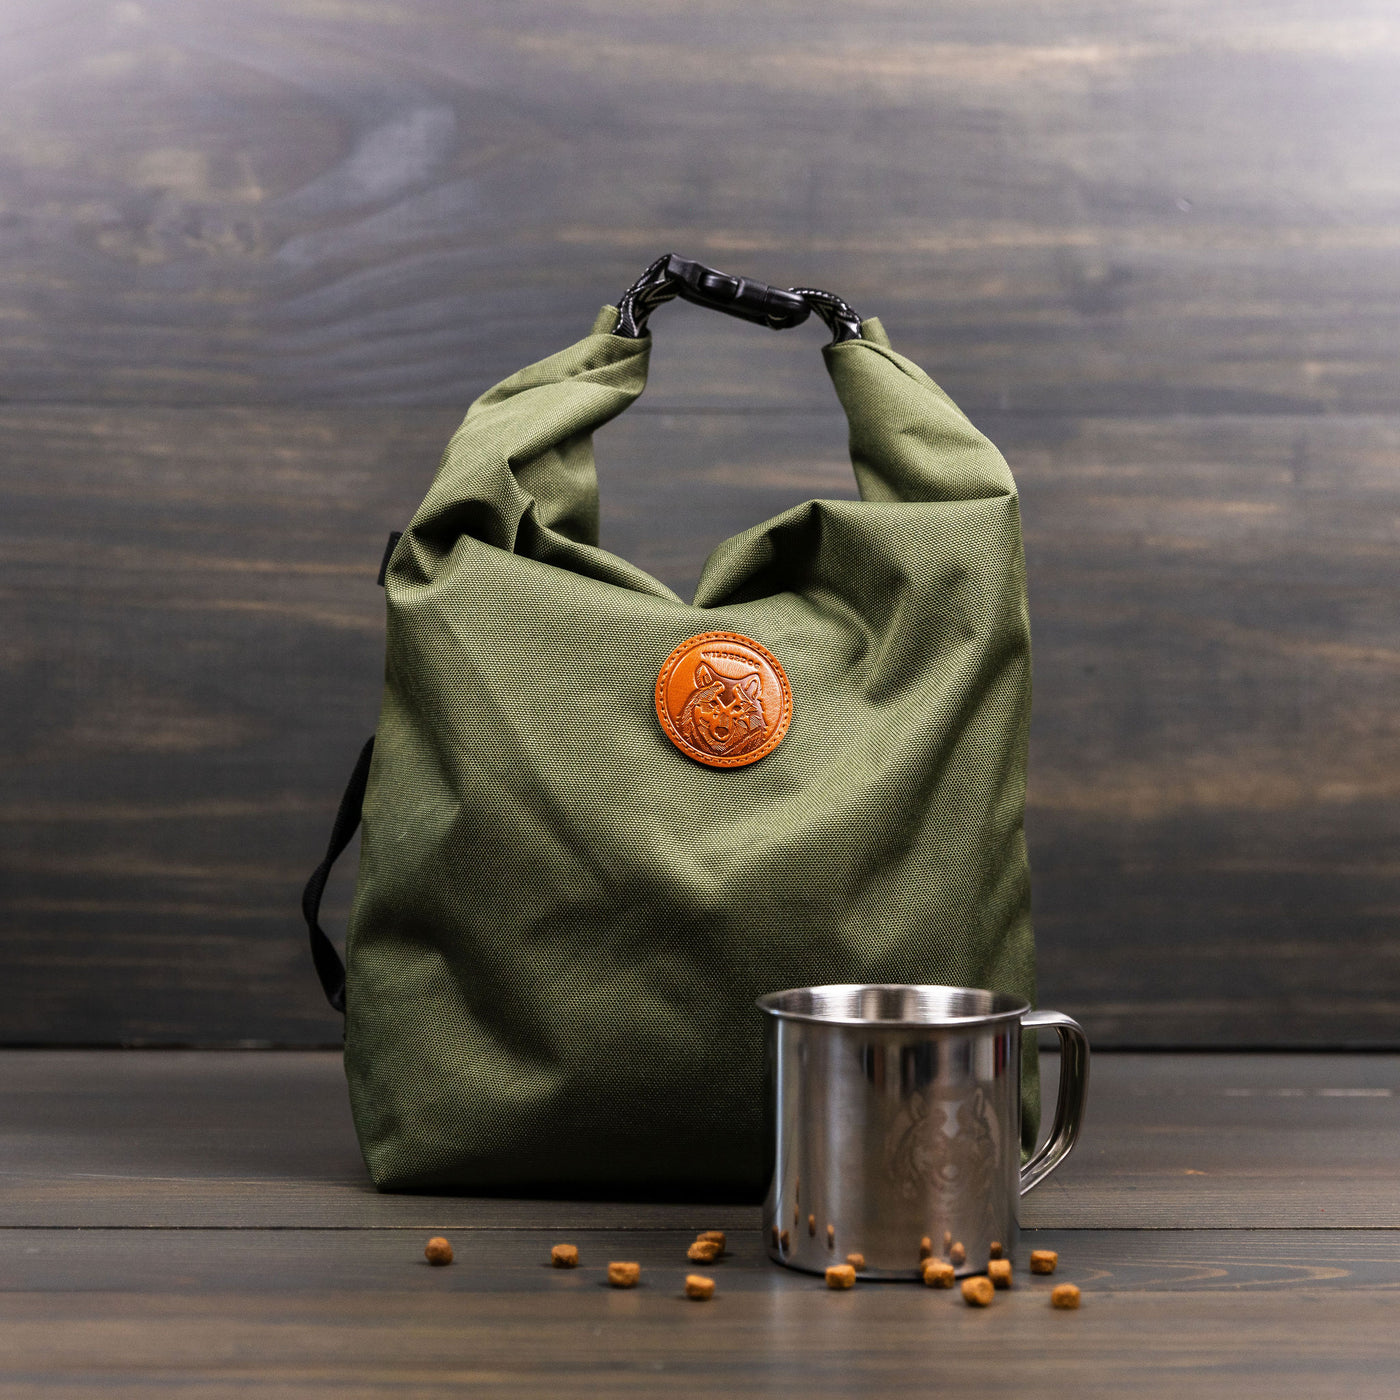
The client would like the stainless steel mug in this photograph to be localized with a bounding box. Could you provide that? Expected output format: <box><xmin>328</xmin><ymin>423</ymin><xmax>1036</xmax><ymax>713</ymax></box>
<box><xmin>757</xmin><ymin>984</ymin><xmax>1089</xmax><ymax>1279</ymax></box>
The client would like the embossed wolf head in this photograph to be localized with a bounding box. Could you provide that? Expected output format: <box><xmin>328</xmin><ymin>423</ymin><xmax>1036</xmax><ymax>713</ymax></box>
<box><xmin>678</xmin><ymin>657</ymin><xmax>768</xmax><ymax>756</ymax></box>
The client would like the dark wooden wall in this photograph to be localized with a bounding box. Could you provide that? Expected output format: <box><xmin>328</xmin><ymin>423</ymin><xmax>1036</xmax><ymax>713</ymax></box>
<box><xmin>3</xmin><ymin>0</ymin><xmax>1397</xmax><ymax>1045</ymax></box>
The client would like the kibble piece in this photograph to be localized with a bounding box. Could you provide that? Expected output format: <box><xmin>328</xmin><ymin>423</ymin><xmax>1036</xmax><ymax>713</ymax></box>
<box><xmin>919</xmin><ymin>1235</ymin><xmax>933</xmax><ymax>1261</ymax></box>
<box><xmin>687</xmin><ymin>1239</ymin><xmax>722</xmax><ymax>1263</ymax></box>
<box><xmin>949</xmin><ymin>1241</ymin><xmax>966</xmax><ymax>1266</ymax></box>
<box><xmin>808</xmin><ymin>1213</ymin><xmax>817</xmax><ymax>1236</ymax></box>
<box><xmin>845</xmin><ymin>1252</ymin><xmax>866</xmax><ymax>1271</ymax></box>
<box><xmin>943</xmin><ymin>1230</ymin><xmax>953</xmax><ymax>1250</ymax></box>
<box><xmin>779</xmin><ymin>1229</ymin><xmax>790</xmax><ymax>1252</ymax></box>
<box><xmin>607</xmin><ymin>1261</ymin><xmax>641</xmax><ymax>1288</ymax></box>
<box><xmin>697</xmin><ymin>1231</ymin><xmax>726</xmax><ymax>1251</ymax></box>
<box><xmin>826</xmin><ymin>1264</ymin><xmax>857</xmax><ymax>1289</ymax></box>
<box><xmin>550</xmin><ymin>1243</ymin><xmax>579</xmax><ymax>1269</ymax></box>
<box><xmin>424</xmin><ymin>1236</ymin><xmax>453</xmax><ymax>1266</ymax></box>
<box><xmin>961</xmin><ymin>1276</ymin><xmax>995</xmax><ymax>1307</ymax></box>
<box><xmin>685</xmin><ymin>1274</ymin><xmax>716</xmax><ymax>1300</ymax></box>
<box><xmin>921</xmin><ymin>1259</ymin><xmax>956</xmax><ymax>1288</ymax></box>
<box><xmin>988</xmin><ymin>1259</ymin><xmax>1013</xmax><ymax>1289</ymax></box>
<box><xmin>826</xmin><ymin>1223</ymin><xmax>835</xmax><ymax>1248</ymax></box>
<box><xmin>1030</xmin><ymin>1249</ymin><xmax>1058</xmax><ymax>1275</ymax></box>
<box><xmin>1052</xmin><ymin>1282</ymin><xmax>1081</xmax><ymax>1310</ymax></box>
<box><xmin>988</xmin><ymin>1241</ymin><xmax>1003</xmax><ymax>1260</ymax></box>
<box><xmin>793</xmin><ymin>1206</ymin><xmax>800</xmax><ymax>1227</ymax></box>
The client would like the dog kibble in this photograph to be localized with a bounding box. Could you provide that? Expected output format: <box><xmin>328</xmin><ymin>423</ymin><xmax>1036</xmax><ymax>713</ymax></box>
<box><xmin>697</xmin><ymin>1231</ymin><xmax>726</xmax><ymax>1251</ymax></box>
<box><xmin>943</xmin><ymin>1230</ymin><xmax>953</xmax><ymax>1250</ymax></box>
<box><xmin>826</xmin><ymin>1223</ymin><xmax>835</xmax><ymax>1248</ymax></box>
<box><xmin>846</xmin><ymin>1252</ymin><xmax>866</xmax><ymax>1271</ymax></box>
<box><xmin>988</xmin><ymin>1259</ymin><xmax>1013</xmax><ymax>1289</ymax></box>
<box><xmin>808</xmin><ymin>1213</ymin><xmax>817</xmax><ymax>1236</ymax></box>
<box><xmin>607</xmin><ymin>1261</ymin><xmax>641</xmax><ymax>1288</ymax></box>
<box><xmin>919</xmin><ymin>1236</ymin><xmax>933</xmax><ymax>1261</ymax></box>
<box><xmin>922</xmin><ymin>1259</ymin><xmax>956</xmax><ymax>1288</ymax></box>
<box><xmin>962</xmin><ymin>1276</ymin><xmax>994</xmax><ymax>1307</ymax></box>
<box><xmin>685</xmin><ymin>1274</ymin><xmax>716</xmax><ymax>1300</ymax></box>
<box><xmin>780</xmin><ymin>1230</ymin><xmax>790</xmax><ymax>1251</ymax></box>
<box><xmin>826</xmin><ymin>1264</ymin><xmax>857</xmax><ymax>1289</ymax></box>
<box><xmin>424</xmin><ymin>1236</ymin><xmax>453</xmax><ymax>1266</ymax></box>
<box><xmin>949</xmin><ymin>1241</ymin><xmax>967</xmax><ymax>1266</ymax></box>
<box><xmin>688</xmin><ymin>1239</ymin><xmax>722</xmax><ymax>1263</ymax></box>
<box><xmin>1030</xmin><ymin>1249</ymin><xmax>1058</xmax><ymax>1275</ymax></box>
<box><xmin>989</xmin><ymin>1241</ymin><xmax>1003</xmax><ymax>1259</ymax></box>
<box><xmin>550</xmin><ymin>1243</ymin><xmax>579</xmax><ymax>1268</ymax></box>
<box><xmin>1052</xmin><ymin>1283</ymin><xmax>1081</xmax><ymax>1310</ymax></box>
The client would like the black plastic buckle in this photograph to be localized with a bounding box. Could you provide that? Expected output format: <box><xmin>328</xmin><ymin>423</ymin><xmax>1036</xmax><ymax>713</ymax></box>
<box><xmin>665</xmin><ymin>254</ymin><xmax>811</xmax><ymax>331</ymax></box>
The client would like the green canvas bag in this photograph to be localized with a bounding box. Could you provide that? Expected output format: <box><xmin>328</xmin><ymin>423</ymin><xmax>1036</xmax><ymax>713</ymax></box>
<box><xmin>304</xmin><ymin>255</ymin><xmax>1039</xmax><ymax>1196</ymax></box>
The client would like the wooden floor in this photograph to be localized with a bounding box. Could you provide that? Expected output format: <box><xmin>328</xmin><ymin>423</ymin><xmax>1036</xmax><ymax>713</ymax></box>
<box><xmin>2</xmin><ymin>1051</ymin><xmax>1398</xmax><ymax>1397</ymax></box>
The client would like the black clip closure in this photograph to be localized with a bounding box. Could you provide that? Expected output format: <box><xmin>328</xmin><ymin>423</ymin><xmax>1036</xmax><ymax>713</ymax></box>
<box><xmin>613</xmin><ymin>252</ymin><xmax>861</xmax><ymax>341</ymax></box>
<box><xmin>664</xmin><ymin>254</ymin><xmax>811</xmax><ymax>331</ymax></box>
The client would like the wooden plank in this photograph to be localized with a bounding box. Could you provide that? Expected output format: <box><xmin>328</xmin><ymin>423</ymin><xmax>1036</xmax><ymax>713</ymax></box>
<box><xmin>0</xmin><ymin>406</ymin><xmax>452</xmax><ymax>1044</ymax></box>
<box><xmin>3</xmin><ymin>406</ymin><xmax>1399</xmax><ymax>1044</ymax></box>
<box><xmin>4</xmin><ymin>1227</ymin><xmax>1399</xmax><ymax>1294</ymax></box>
<box><xmin>1017</xmin><ymin>413</ymin><xmax>1400</xmax><ymax>1044</ymax></box>
<box><xmin>0</xmin><ymin>404</ymin><xmax>860</xmax><ymax>1043</ymax></box>
<box><xmin>0</xmin><ymin>2</ymin><xmax>1395</xmax><ymax>414</ymax></box>
<box><xmin>0</xmin><ymin>1289</ymin><xmax>1397</xmax><ymax>1399</ymax></box>
<box><xmin>1</xmin><ymin>1052</ymin><xmax>1397</xmax><ymax>1229</ymax></box>
<box><xmin>4</xmin><ymin>1050</ymin><xmax>1396</xmax><ymax>1397</ymax></box>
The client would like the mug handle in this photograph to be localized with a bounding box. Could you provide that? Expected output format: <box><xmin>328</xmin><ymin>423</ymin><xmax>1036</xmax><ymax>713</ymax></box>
<box><xmin>1019</xmin><ymin>1009</ymin><xmax>1091</xmax><ymax>1195</ymax></box>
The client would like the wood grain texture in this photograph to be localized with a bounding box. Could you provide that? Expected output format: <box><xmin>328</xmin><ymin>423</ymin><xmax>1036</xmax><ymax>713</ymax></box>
<box><xmin>3</xmin><ymin>406</ymin><xmax>1398</xmax><ymax>1043</ymax></box>
<box><xmin>1</xmin><ymin>1272</ymin><xmax>1398</xmax><ymax>1398</ymax></box>
<box><xmin>1018</xmin><ymin>413</ymin><xmax>1400</xmax><ymax>1044</ymax></box>
<box><xmin>8</xmin><ymin>1226</ymin><xmax>1400</xmax><ymax>1294</ymax></box>
<box><xmin>0</xmin><ymin>0</ymin><xmax>1397</xmax><ymax>414</ymax></box>
<box><xmin>2</xmin><ymin>1052</ymin><xmax>1397</xmax><ymax>1229</ymax></box>
<box><xmin>0</xmin><ymin>406</ymin><xmax>452</xmax><ymax>1043</ymax></box>
<box><xmin>2</xmin><ymin>0</ymin><xmax>1398</xmax><ymax>1043</ymax></box>
<box><xmin>3</xmin><ymin>1050</ymin><xmax>1399</xmax><ymax>1398</ymax></box>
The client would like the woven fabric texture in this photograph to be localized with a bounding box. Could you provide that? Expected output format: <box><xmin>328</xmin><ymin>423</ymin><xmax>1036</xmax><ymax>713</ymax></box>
<box><xmin>345</xmin><ymin>306</ymin><xmax>1039</xmax><ymax>1194</ymax></box>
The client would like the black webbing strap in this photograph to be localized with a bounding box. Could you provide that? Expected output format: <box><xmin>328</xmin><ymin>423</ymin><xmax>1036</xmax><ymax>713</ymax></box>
<box><xmin>377</xmin><ymin>531</ymin><xmax>402</xmax><ymax>587</ymax></box>
<box><xmin>301</xmin><ymin>736</ymin><xmax>374</xmax><ymax>1013</ymax></box>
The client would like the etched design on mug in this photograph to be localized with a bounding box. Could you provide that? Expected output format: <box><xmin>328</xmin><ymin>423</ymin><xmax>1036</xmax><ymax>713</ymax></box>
<box><xmin>884</xmin><ymin>1082</ymin><xmax>1003</xmax><ymax>1243</ymax></box>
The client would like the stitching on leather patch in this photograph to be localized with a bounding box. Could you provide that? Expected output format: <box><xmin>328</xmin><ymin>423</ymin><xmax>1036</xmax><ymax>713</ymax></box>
<box><xmin>655</xmin><ymin>631</ymin><xmax>792</xmax><ymax>768</ymax></box>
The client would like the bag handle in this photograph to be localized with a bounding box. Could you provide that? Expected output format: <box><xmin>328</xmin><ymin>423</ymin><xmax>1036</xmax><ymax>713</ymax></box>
<box><xmin>614</xmin><ymin>252</ymin><xmax>863</xmax><ymax>344</ymax></box>
<box><xmin>301</xmin><ymin>736</ymin><xmax>375</xmax><ymax>1013</ymax></box>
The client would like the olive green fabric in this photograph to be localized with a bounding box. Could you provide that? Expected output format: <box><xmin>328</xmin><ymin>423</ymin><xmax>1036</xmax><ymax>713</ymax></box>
<box><xmin>344</xmin><ymin>305</ymin><xmax>1039</xmax><ymax>1195</ymax></box>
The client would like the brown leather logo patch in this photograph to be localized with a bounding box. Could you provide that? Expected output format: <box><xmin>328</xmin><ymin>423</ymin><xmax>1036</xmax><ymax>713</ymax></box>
<box><xmin>656</xmin><ymin>632</ymin><xmax>792</xmax><ymax>767</ymax></box>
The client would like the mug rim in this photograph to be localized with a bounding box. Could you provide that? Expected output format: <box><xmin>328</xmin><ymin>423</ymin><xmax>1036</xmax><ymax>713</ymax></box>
<box><xmin>756</xmin><ymin>982</ymin><xmax>1030</xmax><ymax>1028</ymax></box>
